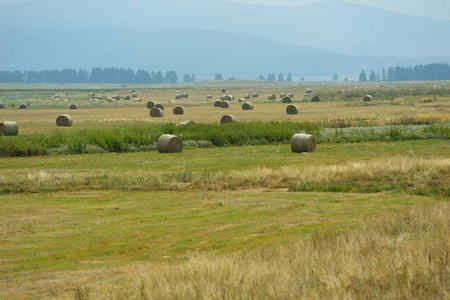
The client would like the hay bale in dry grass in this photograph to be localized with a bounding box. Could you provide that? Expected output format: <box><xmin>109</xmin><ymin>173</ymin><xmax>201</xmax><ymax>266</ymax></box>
<box><xmin>146</xmin><ymin>101</ymin><xmax>156</xmax><ymax>109</ymax></box>
<box><xmin>0</xmin><ymin>121</ymin><xmax>19</xmax><ymax>136</ymax></box>
<box><xmin>286</xmin><ymin>104</ymin><xmax>299</xmax><ymax>114</ymax></box>
<box><xmin>243</xmin><ymin>93</ymin><xmax>250</xmax><ymax>99</ymax></box>
<box><xmin>221</xmin><ymin>114</ymin><xmax>235</xmax><ymax>124</ymax></box>
<box><xmin>131</xmin><ymin>92</ymin><xmax>138</xmax><ymax>98</ymax></box>
<box><xmin>206</xmin><ymin>95</ymin><xmax>213</xmax><ymax>99</ymax></box>
<box><xmin>280</xmin><ymin>93</ymin><xmax>286</xmax><ymax>98</ymax></box>
<box><xmin>124</xmin><ymin>95</ymin><xmax>131</xmax><ymax>100</ymax></box>
<box><xmin>155</xmin><ymin>104</ymin><xmax>164</xmax><ymax>111</ymax></box>
<box><xmin>134</xmin><ymin>98</ymin><xmax>142</xmax><ymax>102</ymax></box>
<box><xmin>282</xmin><ymin>96</ymin><xmax>292</xmax><ymax>103</ymax></box>
<box><xmin>220</xmin><ymin>101</ymin><xmax>230</xmax><ymax>108</ymax></box>
<box><xmin>89</xmin><ymin>92</ymin><xmax>95</xmax><ymax>97</ymax></box>
<box><xmin>238</xmin><ymin>98</ymin><xmax>246</xmax><ymax>102</ymax></box>
<box><xmin>220</xmin><ymin>88</ymin><xmax>226</xmax><ymax>93</ymax></box>
<box><xmin>150</xmin><ymin>107</ymin><xmax>164</xmax><ymax>117</ymax></box>
<box><xmin>291</xmin><ymin>134</ymin><xmax>316</xmax><ymax>153</ymax></box>
<box><xmin>182</xmin><ymin>93</ymin><xmax>188</xmax><ymax>98</ymax></box>
<box><xmin>175</xmin><ymin>94</ymin><xmax>182</xmax><ymax>100</ymax></box>
<box><xmin>19</xmin><ymin>104</ymin><xmax>28</xmax><ymax>109</ymax></box>
<box><xmin>177</xmin><ymin>120</ymin><xmax>195</xmax><ymax>126</ymax></box>
<box><xmin>363</xmin><ymin>95</ymin><xmax>373</xmax><ymax>102</ymax></box>
<box><xmin>173</xmin><ymin>105</ymin><xmax>185</xmax><ymax>115</ymax></box>
<box><xmin>220</xmin><ymin>95</ymin><xmax>227</xmax><ymax>100</ymax></box>
<box><xmin>214</xmin><ymin>100</ymin><xmax>222</xmax><ymax>107</ymax></box>
<box><xmin>56</xmin><ymin>114</ymin><xmax>73</xmax><ymax>127</ymax></box>
<box><xmin>69</xmin><ymin>104</ymin><xmax>78</xmax><ymax>110</ymax></box>
<box><xmin>157</xmin><ymin>134</ymin><xmax>183</xmax><ymax>153</ymax></box>
<box><xmin>242</xmin><ymin>102</ymin><xmax>254</xmax><ymax>110</ymax></box>
<box><xmin>267</xmin><ymin>94</ymin><xmax>276</xmax><ymax>100</ymax></box>
<box><xmin>287</xmin><ymin>93</ymin><xmax>294</xmax><ymax>98</ymax></box>
<box><xmin>0</xmin><ymin>102</ymin><xmax>4</xmax><ymax>109</ymax></box>
<box><xmin>112</xmin><ymin>95</ymin><xmax>120</xmax><ymax>100</ymax></box>
<box><xmin>311</xmin><ymin>95</ymin><xmax>320</xmax><ymax>102</ymax></box>
<box><xmin>305</xmin><ymin>88</ymin><xmax>312</xmax><ymax>94</ymax></box>
<box><xmin>252</xmin><ymin>93</ymin><xmax>259</xmax><ymax>98</ymax></box>
<box><xmin>226</xmin><ymin>95</ymin><xmax>234</xmax><ymax>100</ymax></box>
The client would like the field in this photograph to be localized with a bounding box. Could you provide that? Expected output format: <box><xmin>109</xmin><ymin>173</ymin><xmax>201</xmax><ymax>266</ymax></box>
<box><xmin>0</xmin><ymin>81</ymin><xmax>449</xmax><ymax>299</ymax></box>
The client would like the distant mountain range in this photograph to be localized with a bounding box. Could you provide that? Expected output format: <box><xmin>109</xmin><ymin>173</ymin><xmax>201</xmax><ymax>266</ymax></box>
<box><xmin>0</xmin><ymin>0</ymin><xmax>449</xmax><ymax>79</ymax></box>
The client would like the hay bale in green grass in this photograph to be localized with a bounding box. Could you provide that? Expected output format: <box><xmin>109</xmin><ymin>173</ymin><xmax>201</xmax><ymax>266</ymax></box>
<box><xmin>173</xmin><ymin>105</ymin><xmax>185</xmax><ymax>115</ymax></box>
<box><xmin>177</xmin><ymin>120</ymin><xmax>195</xmax><ymax>126</ymax></box>
<box><xmin>220</xmin><ymin>88</ymin><xmax>226</xmax><ymax>93</ymax></box>
<box><xmin>282</xmin><ymin>96</ymin><xmax>292</xmax><ymax>103</ymax></box>
<box><xmin>267</xmin><ymin>94</ymin><xmax>276</xmax><ymax>100</ymax></box>
<box><xmin>220</xmin><ymin>101</ymin><xmax>230</xmax><ymax>108</ymax></box>
<box><xmin>147</xmin><ymin>101</ymin><xmax>156</xmax><ymax>109</ymax></box>
<box><xmin>291</xmin><ymin>134</ymin><xmax>316</xmax><ymax>153</ymax></box>
<box><xmin>19</xmin><ymin>104</ymin><xmax>28</xmax><ymax>109</ymax></box>
<box><xmin>155</xmin><ymin>104</ymin><xmax>164</xmax><ymax>111</ymax></box>
<box><xmin>311</xmin><ymin>95</ymin><xmax>320</xmax><ymax>102</ymax></box>
<box><xmin>69</xmin><ymin>104</ymin><xmax>78</xmax><ymax>109</ymax></box>
<box><xmin>221</xmin><ymin>114</ymin><xmax>235</xmax><ymax>124</ymax></box>
<box><xmin>150</xmin><ymin>107</ymin><xmax>164</xmax><ymax>117</ymax></box>
<box><xmin>56</xmin><ymin>114</ymin><xmax>73</xmax><ymax>127</ymax></box>
<box><xmin>252</xmin><ymin>93</ymin><xmax>259</xmax><ymax>98</ymax></box>
<box><xmin>286</xmin><ymin>104</ymin><xmax>299</xmax><ymax>114</ymax></box>
<box><xmin>157</xmin><ymin>134</ymin><xmax>183</xmax><ymax>153</ymax></box>
<box><xmin>363</xmin><ymin>95</ymin><xmax>373</xmax><ymax>102</ymax></box>
<box><xmin>0</xmin><ymin>102</ymin><xmax>4</xmax><ymax>109</ymax></box>
<box><xmin>214</xmin><ymin>100</ymin><xmax>222</xmax><ymax>107</ymax></box>
<box><xmin>0</xmin><ymin>121</ymin><xmax>18</xmax><ymax>136</ymax></box>
<box><xmin>242</xmin><ymin>102</ymin><xmax>254</xmax><ymax>110</ymax></box>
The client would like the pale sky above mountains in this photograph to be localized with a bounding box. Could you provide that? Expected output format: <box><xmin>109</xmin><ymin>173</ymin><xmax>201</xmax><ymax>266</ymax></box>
<box><xmin>0</xmin><ymin>0</ymin><xmax>448</xmax><ymax>21</ymax></box>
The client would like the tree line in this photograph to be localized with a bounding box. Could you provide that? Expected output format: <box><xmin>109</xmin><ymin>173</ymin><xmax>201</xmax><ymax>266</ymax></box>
<box><xmin>358</xmin><ymin>63</ymin><xmax>450</xmax><ymax>82</ymax></box>
<box><xmin>0</xmin><ymin>68</ymin><xmax>180</xmax><ymax>84</ymax></box>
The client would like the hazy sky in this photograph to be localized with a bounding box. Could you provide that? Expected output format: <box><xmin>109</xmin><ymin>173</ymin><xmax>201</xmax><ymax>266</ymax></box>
<box><xmin>0</xmin><ymin>0</ymin><xmax>448</xmax><ymax>21</ymax></box>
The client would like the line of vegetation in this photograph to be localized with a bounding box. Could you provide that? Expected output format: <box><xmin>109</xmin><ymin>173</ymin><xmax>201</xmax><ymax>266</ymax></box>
<box><xmin>1</xmin><ymin>122</ymin><xmax>449</xmax><ymax>157</ymax></box>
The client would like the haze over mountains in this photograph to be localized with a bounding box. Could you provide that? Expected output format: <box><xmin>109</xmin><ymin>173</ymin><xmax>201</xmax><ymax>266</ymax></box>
<box><xmin>1</xmin><ymin>0</ymin><xmax>449</xmax><ymax>79</ymax></box>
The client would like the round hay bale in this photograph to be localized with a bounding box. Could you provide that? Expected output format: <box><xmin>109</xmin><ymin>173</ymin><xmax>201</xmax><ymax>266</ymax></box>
<box><xmin>252</xmin><ymin>93</ymin><xmax>259</xmax><ymax>98</ymax></box>
<box><xmin>220</xmin><ymin>101</ymin><xmax>230</xmax><ymax>108</ymax></box>
<box><xmin>175</xmin><ymin>94</ymin><xmax>182</xmax><ymax>100</ymax></box>
<box><xmin>177</xmin><ymin>120</ymin><xmax>195</xmax><ymax>126</ymax></box>
<box><xmin>242</xmin><ymin>102</ymin><xmax>254</xmax><ymax>110</ymax></box>
<box><xmin>286</xmin><ymin>104</ymin><xmax>299</xmax><ymax>114</ymax></box>
<box><xmin>0</xmin><ymin>102</ymin><xmax>5</xmax><ymax>109</ymax></box>
<box><xmin>206</xmin><ymin>95</ymin><xmax>213</xmax><ymax>99</ymax></box>
<box><xmin>173</xmin><ymin>105</ymin><xmax>185</xmax><ymax>115</ymax></box>
<box><xmin>56</xmin><ymin>114</ymin><xmax>73</xmax><ymax>127</ymax></box>
<box><xmin>131</xmin><ymin>92</ymin><xmax>138</xmax><ymax>97</ymax></box>
<box><xmin>134</xmin><ymin>98</ymin><xmax>142</xmax><ymax>102</ymax></box>
<box><xmin>0</xmin><ymin>121</ymin><xmax>19</xmax><ymax>136</ymax></box>
<box><xmin>220</xmin><ymin>95</ymin><xmax>227</xmax><ymax>100</ymax></box>
<box><xmin>291</xmin><ymin>134</ymin><xmax>316</xmax><ymax>153</ymax></box>
<box><xmin>146</xmin><ymin>101</ymin><xmax>156</xmax><ymax>109</ymax></box>
<box><xmin>363</xmin><ymin>95</ymin><xmax>373</xmax><ymax>102</ymax></box>
<box><xmin>287</xmin><ymin>93</ymin><xmax>294</xmax><ymax>98</ymax></box>
<box><xmin>243</xmin><ymin>93</ymin><xmax>250</xmax><ymax>99</ymax></box>
<box><xmin>150</xmin><ymin>107</ymin><xmax>164</xmax><ymax>117</ymax></box>
<box><xmin>89</xmin><ymin>92</ymin><xmax>95</xmax><ymax>97</ymax></box>
<box><xmin>124</xmin><ymin>95</ymin><xmax>131</xmax><ymax>100</ymax></box>
<box><xmin>238</xmin><ymin>98</ymin><xmax>246</xmax><ymax>102</ymax></box>
<box><xmin>305</xmin><ymin>88</ymin><xmax>312</xmax><ymax>94</ymax></box>
<box><xmin>282</xmin><ymin>96</ymin><xmax>292</xmax><ymax>103</ymax></box>
<box><xmin>182</xmin><ymin>93</ymin><xmax>188</xmax><ymax>98</ymax></box>
<box><xmin>112</xmin><ymin>95</ymin><xmax>120</xmax><ymax>100</ymax></box>
<box><xmin>310</xmin><ymin>95</ymin><xmax>320</xmax><ymax>102</ymax></box>
<box><xmin>155</xmin><ymin>104</ymin><xmax>164</xmax><ymax>111</ymax></box>
<box><xmin>69</xmin><ymin>104</ymin><xmax>78</xmax><ymax>110</ymax></box>
<box><xmin>280</xmin><ymin>93</ymin><xmax>286</xmax><ymax>98</ymax></box>
<box><xmin>226</xmin><ymin>95</ymin><xmax>234</xmax><ymax>100</ymax></box>
<box><xmin>221</xmin><ymin>114</ymin><xmax>235</xmax><ymax>124</ymax></box>
<box><xmin>214</xmin><ymin>100</ymin><xmax>222</xmax><ymax>107</ymax></box>
<box><xmin>157</xmin><ymin>134</ymin><xmax>183</xmax><ymax>153</ymax></box>
<box><xmin>19</xmin><ymin>104</ymin><xmax>28</xmax><ymax>109</ymax></box>
<box><xmin>267</xmin><ymin>94</ymin><xmax>276</xmax><ymax>100</ymax></box>
<box><xmin>220</xmin><ymin>88</ymin><xmax>226</xmax><ymax>93</ymax></box>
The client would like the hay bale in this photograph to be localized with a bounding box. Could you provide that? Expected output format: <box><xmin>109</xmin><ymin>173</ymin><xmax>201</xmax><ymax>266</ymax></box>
<box><xmin>0</xmin><ymin>121</ymin><xmax>19</xmax><ymax>136</ymax></box>
<box><xmin>267</xmin><ymin>94</ymin><xmax>276</xmax><ymax>100</ymax></box>
<box><xmin>173</xmin><ymin>105</ymin><xmax>185</xmax><ymax>115</ymax></box>
<box><xmin>238</xmin><ymin>98</ymin><xmax>246</xmax><ymax>102</ymax></box>
<box><xmin>310</xmin><ymin>95</ymin><xmax>320</xmax><ymax>102</ymax></box>
<box><xmin>89</xmin><ymin>92</ymin><xmax>95</xmax><ymax>97</ymax></box>
<box><xmin>112</xmin><ymin>95</ymin><xmax>120</xmax><ymax>100</ymax></box>
<box><xmin>206</xmin><ymin>95</ymin><xmax>213</xmax><ymax>99</ymax></box>
<box><xmin>182</xmin><ymin>93</ymin><xmax>188</xmax><ymax>98</ymax></box>
<box><xmin>177</xmin><ymin>120</ymin><xmax>195</xmax><ymax>126</ymax></box>
<box><xmin>131</xmin><ymin>92</ymin><xmax>138</xmax><ymax>97</ymax></box>
<box><xmin>282</xmin><ymin>96</ymin><xmax>292</xmax><ymax>103</ymax></box>
<box><xmin>175</xmin><ymin>94</ymin><xmax>182</xmax><ymax>99</ymax></box>
<box><xmin>242</xmin><ymin>102</ymin><xmax>254</xmax><ymax>110</ymax></box>
<box><xmin>155</xmin><ymin>104</ymin><xmax>164</xmax><ymax>111</ymax></box>
<box><xmin>0</xmin><ymin>102</ymin><xmax>4</xmax><ymax>109</ymax></box>
<box><xmin>252</xmin><ymin>93</ymin><xmax>259</xmax><ymax>98</ymax></box>
<box><xmin>286</xmin><ymin>104</ymin><xmax>299</xmax><ymax>114</ymax></box>
<box><xmin>280</xmin><ymin>93</ymin><xmax>286</xmax><ymax>98</ymax></box>
<box><xmin>150</xmin><ymin>107</ymin><xmax>164</xmax><ymax>117</ymax></box>
<box><xmin>220</xmin><ymin>101</ymin><xmax>230</xmax><ymax>108</ymax></box>
<box><xmin>124</xmin><ymin>95</ymin><xmax>131</xmax><ymax>100</ymax></box>
<box><xmin>220</xmin><ymin>95</ymin><xmax>226</xmax><ymax>100</ymax></box>
<box><xmin>69</xmin><ymin>104</ymin><xmax>78</xmax><ymax>110</ymax></box>
<box><xmin>291</xmin><ymin>134</ymin><xmax>316</xmax><ymax>153</ymax></box>
<box><xmin>287</xmin><ymin>93</ymin><xmax>294</xmax><ymax>98</ymax></box>
<box><xmin>146</xmin><ymin>101</ymin><xmax>156</xmax><ymax>109</ymax></box>
<box><xmin>243</xmin><ymin>93</ymin><xmax>250</xmax><ymax>99</ymax></box>
<box><xmin>134</xmin><ymin>98</ymin><xmax>142</xmax><ymax>102</ymax></box>
<box><xmin>226</xmin><ymin>95</ymin><xmax>234</xmax><ymax>100</ymax></box>
<box><xmin>157</xmin><ymin>134</ymin><xmax>183</xmax><ymax>153</ymax></box>
<box><xmin>363</xmin><ymin>95</ymin><xmax>373</xmax><ymax>102</ymax></box>
<box><xmin>56</xmin><ymin>114</ymin><xmax>73</xmax><ymax>127</ymax></box>
<box><xmin>214</xmin><ymin>100</ymin><xmax>222</xmax><ymax>107</ymax></box>
<box><xmin>19</xmin><ymin>104</ymin><xmax>28</xmax><ymax>109</ymax></box>
<box><xmin>221</xmin><ymin>114</ymin><xmax>235</xmax><ymax>124</ymax></box>
<box><xmin>305</xmin><ymin>88</ymin><xmax>312</xmax><ymax>94</ymax></box>
<box><xmin>220</xmin><ymin>88</ymin><xmax>226</xmax><ymax>93</ymax></box>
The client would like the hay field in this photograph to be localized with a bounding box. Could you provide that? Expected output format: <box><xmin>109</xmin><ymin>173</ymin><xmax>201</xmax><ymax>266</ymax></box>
<box><xmin>0</xmin><ymin>81</ymin><xmax>449</xmax><ymax>299</ymax></box>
